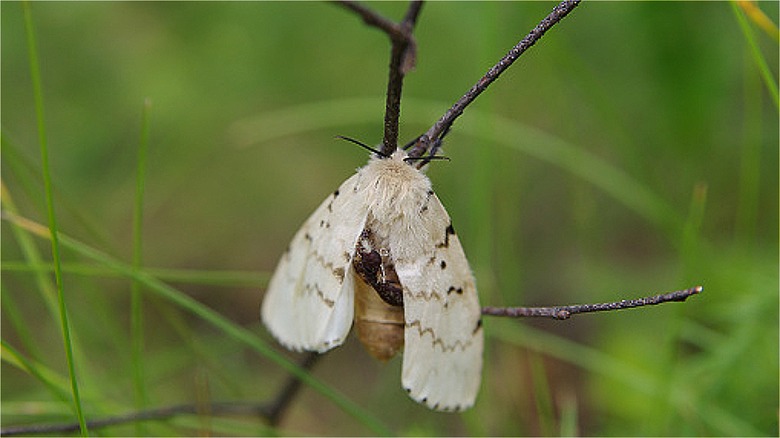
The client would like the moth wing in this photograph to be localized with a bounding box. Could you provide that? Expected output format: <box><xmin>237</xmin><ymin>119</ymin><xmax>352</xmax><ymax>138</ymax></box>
<box><xmin>397</xmin><ymin>193</ymin><xmax>483</xmax><ymax>412</ymax></box>
<box><xmin>261</xmin><ymin>172</ymin><xmax>367</xmax><ymax>352</ymax></box>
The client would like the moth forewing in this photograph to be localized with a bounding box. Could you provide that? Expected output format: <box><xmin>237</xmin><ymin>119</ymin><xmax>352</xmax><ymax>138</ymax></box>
<box><xmin>395</xmin><ymin>193</ymin><xmax>484</xmax><ymax>411</ymax></box>
<box><xmin>261</xmin><ymin>173</ymin><xmax>367</xmax><ymax>352</ymax></box>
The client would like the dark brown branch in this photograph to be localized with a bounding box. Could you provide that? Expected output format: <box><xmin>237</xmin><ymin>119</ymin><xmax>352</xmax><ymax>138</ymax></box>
<box><xmin>482</xmin><ymin>286</ymin><xmax>703</xmax><ymax>320</ymax></box>
<box><xmin>0</xmin><ymin>403</ymin><xmax>258</xmax><ymax>436</ymax></box>
<box><xmin>336</xmin><ymin>1</ymin><xmax>423</xmax><ymax>156</ymax></box>
<box><xmin>401</xmin><ymin>1</ymin><xmax>424</xmax><ymax>29</ymax></box>
<box><xmin>0</xmin><ymin>353</ymin><xmax>321</xmax><ymax>436</ymax></box>
<box><xmin>409</xmin><ymin>0</ymin><xmax>581</xmax><ymax>159</ymax></box>
<box><xmin>381</xmin><ymin>2</ymin><xmax>423</xmax><ymax>155</ymax></box>
<box><xmin>336</xmin><ymin>1</ymin><xmax>412</xmax><ymax>43</ymax></box>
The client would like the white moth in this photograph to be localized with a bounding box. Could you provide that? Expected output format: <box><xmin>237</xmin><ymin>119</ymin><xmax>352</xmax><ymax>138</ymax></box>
<box><xmin>261</xmin><ymin>148</ymin><xmax>483</xmax><ymax>412</ymax></box>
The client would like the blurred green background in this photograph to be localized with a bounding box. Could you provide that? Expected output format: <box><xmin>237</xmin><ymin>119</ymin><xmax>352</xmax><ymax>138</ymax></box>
<box><xmin>2</xmin><ymin>1</ymin><xmax>778</xmax><ymax>436</ymax></box>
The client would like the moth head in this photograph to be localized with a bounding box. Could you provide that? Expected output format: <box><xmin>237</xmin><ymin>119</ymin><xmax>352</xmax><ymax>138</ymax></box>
<box><xmin>336</xmin><ymin>135</ymin><xmax>449</xmax><ymax>169</ymax></box>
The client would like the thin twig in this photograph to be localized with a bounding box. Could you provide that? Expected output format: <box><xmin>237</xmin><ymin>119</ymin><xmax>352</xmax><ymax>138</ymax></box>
<box><xmin>0</xmin><ymin>403</ymin><xmax>266</xmax><ymax>437</ymax></box>
<box><xmin>482</xmin><ymin>286</ymin><xmax>702</xmax><ymax>320</ymax></box>
<box><xmin>409</xmin><ymin>0</ymin><xmax>582</xmax><ymax>159</ymax></box>
<box><xmin>266</xmin><ymin>352</ymin><xmax>321</xmax><ymax>426</ymax></box>
<box><xmin>0</xmin><ymin>353</ymin><xmax>321</xmax><ymax>436</ymax></box>
<box><xmin>335</xmin><ymin>1</ymin><xmax>412</xmax><ymax>43</ymax></box>
<box><xmin>335</xmin><ymin>1</ymin><xmax>423</xmax><ymax>156</ymax></box>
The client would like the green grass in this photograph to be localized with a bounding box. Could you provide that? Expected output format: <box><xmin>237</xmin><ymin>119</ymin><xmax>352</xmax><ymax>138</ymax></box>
<box><xmin>21</xmin><ymin>2</ymin><xmax>87</xmax><ymax>435</ymax></box>
<box><xmin>2</xmin><ymin>2</ymin><xmax>778</xmax><ymax>436</ymax></box>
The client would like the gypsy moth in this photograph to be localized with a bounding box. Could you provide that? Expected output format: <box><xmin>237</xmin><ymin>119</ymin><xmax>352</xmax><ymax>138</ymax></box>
<box><xmin>261</xmin><ymin>148</ymin><xmax>483</xmax><ymax>411</ymax></box>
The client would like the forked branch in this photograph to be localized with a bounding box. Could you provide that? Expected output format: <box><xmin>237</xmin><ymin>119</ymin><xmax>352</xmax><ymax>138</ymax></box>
<box><xmin>338</xmin><ymin>0</ymin><xmax>580</xmax><ymax>159</ymax></box>
<box><xmin>336</xmin><ymin>1</ymin><xmax>423</xmax><ymax>155</ymax></box>
<box><xmin>337</xmin><ymin>1</ymin><xmax>581</xmax><ymax>160</ymax></box>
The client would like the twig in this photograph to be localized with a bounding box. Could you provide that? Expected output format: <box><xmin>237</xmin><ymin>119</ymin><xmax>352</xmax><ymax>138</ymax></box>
<box><xmin>0</xmin><ymin>353</ymin><xmax>321</xmax><ymax>436</ymax></box>
<box><xmin>409</xmin><ymin>0</ymin><xmax>582</xmax><ymax>159</ymax></box>
<box><xmin>265</xmin><ymin>352</ymin><xmax>320</xmax><ymax>426</ymax></box>
<box><xmin>482</xmin><ymin>286</ymin><xmax>702</xmax><ymax>320</ymax></box>
<box><xmin>336</xmin><ymin>1</ymin><xmax>416</xmax><ymax>45</ymax></box>
<box><xmin>0</xmin><ymin>403</ymin><xmax>257</xmax><ymax>436</ymax></box>
<box><xmin>336</xmin><ymin>1</ymin><xmax>423</xmax><ymax>156</ymax></box>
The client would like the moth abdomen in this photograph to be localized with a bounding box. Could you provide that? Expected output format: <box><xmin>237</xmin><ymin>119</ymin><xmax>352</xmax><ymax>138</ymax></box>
<box><xmin>354</xmin><ymin>278</ymin><xmax>405</xmax><ymax>362</ymax></box>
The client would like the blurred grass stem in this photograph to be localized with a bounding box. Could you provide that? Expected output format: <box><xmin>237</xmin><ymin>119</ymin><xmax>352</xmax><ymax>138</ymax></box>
<box><xmin>22</xmin><ymin>2</ymin><xmax>88</xmax><ymax>435</ymax></box>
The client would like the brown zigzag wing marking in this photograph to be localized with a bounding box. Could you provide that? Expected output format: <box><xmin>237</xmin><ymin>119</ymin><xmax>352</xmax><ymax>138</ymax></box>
<box><xmin>277</xmin><ymin>246</ymin><xmax>350</xmax><ymax>287</ymax></box>
<box><xmin>405</xmin><ymin>289</ymin><xmax>445</xmax><ymax>301</ymax></box>
<box><xmin>404</xmin><ymin>319</ymin><xmax>480</xmax><ymax>352</ymax></box>
<box><xmin>302</xmin><ymin>282</ymin><xmax>336</xmax><ymax>308</ymax></box>
<box><xmin>307</xmin><ymin>249</ymin><xmax>350</xmax><ymax>283</ymax></box>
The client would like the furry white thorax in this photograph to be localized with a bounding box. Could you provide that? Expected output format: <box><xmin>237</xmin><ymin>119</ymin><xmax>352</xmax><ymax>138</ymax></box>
<box><xmin>354</xmin><ymin>150</ymin><xmax>436</xmax><ymax>263</ymax></box>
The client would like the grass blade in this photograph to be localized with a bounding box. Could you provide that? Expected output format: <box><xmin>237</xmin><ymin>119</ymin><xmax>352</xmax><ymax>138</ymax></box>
<box><xmin>1</xmin><ymin>261</ymin><xmax>267</xmax><ymax>288</ymax></box>
<box><xmin>21</xmin><ymin>2</ymin><xmax>88</xmax><ymax>434</ymax></box>
<box><xmin>0</xmin><ymin>281</ymin><xmax>44</xmax><ymax>367</ymax></box>
<box><xmin>1</xmin><ymin>341</ymin><xmax>73</xmax><ymax>406</ymax></box>
<box><xmin>737</xmin><ymin>1</ymin><xmax>780</xmax><ymax>42</ymax></box>
<box><xmin>731</xmin><ymin>1</ymin><xmax>780</xmax><ymax>110</ymax></box>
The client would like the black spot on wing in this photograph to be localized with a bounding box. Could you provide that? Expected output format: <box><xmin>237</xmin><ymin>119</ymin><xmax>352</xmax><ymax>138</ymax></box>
<box><xmin>420</xmin><ymin>190</ymin><xmax>435</xmax><ymax>214</ymax></box>
<box><xmin>440</xmin><ymin>260</ymin><xmax>447</xmax><ymax>269</ymax></box>
<box><xmin>447</xmin><ymin>286</ymin><xmax>463</xmax><ymax>295</ymax></box>
<box><xmin>327</xmin><ymin>189</ymin><xmax>341</xmax><ymax>213</ymax></box>
<box><xmin>473</xmin><ymin>318</ymin><xmax>483</xmax><ymax>334</ymax></box>
<box><xmin>436</xmin><ymin>222</ymin><xmax>456</xmax><ymax>248</ymax></box>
